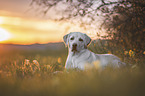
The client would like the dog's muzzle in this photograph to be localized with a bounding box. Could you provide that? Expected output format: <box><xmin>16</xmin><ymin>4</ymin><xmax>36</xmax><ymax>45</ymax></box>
<box><xmin>72</xmin><ymin>43</ymin><xmax>77</xmax><ymax>51</ymax></box>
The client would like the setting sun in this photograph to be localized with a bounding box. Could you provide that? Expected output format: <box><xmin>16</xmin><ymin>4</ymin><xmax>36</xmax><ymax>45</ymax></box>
<box><xmin>0</xmin><ymin>27</ymin><xmax>11</xmax><ymax>42</ymax></box>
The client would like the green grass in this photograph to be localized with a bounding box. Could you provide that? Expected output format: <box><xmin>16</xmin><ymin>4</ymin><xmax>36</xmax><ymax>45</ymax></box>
<box><xmin>0</xmin><ymin>44</ymin><xmax>145</xmax><ymax>96</ymax></box>
<box><xmin>0</xmin><ymin>67</ymin><xmax>145</xmax><ymax>96</ymax></box>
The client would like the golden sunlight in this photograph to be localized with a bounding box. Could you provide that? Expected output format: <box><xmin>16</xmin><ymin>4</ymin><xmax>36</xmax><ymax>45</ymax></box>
<box><xmin>0</xmin><ymin>27</ymin><xmax>11</xmax><ymax>42</ymax></box>
<box><xmin>0</xmin><ymin>18</ymin><xmax>3</xmax><ymax>24</ymax></box>
<box><xmin>0</xmin><ymin>16</ymin><xmax>93</xmax><ymax>44</ymax></box>
<box><xmin>0</xmin><ymin>17</ymin><xmax>4</xmax><ymax>25</ymax></box>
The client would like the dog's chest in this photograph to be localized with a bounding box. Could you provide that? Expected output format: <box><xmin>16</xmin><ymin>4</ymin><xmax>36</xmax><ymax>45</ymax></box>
<box><xmin>71</xmin><ymin>51</ymin><xmax>92</xmax><ymax>69</ymax></box>
<box><xmin>71</xmin><ymin>56</ymin><xmax>85</xmax><ymax>69</ymax></box>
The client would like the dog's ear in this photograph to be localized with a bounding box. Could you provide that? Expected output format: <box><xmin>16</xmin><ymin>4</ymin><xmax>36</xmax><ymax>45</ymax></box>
<box><xmin>84</xmin><ymin>33</ymin><xmax>91</xmax><ymax>46</ymax></box>
<box><xmin>63</xmin><ymin>33</ymin><xmax>69</xmax><ymax>46</ymax></box>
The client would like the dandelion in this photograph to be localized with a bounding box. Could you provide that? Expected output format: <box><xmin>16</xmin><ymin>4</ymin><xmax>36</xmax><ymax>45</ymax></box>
<box><xmin>24</xmin><ymin>59</ymin><xmax>31</xmax><ymax>71</ymax></box>
<box><xmin>33</xmin><ymin>60</ymin><xmax>39</xmax><ymax>66</ymax></box>
<box><xmin>33</xmin><ymin>60</ymin><xmax>40</xmax><ymax>71</ymax></box>
<box><xmin>23</xmin><ymin>59</ymin><xmax>35</xmax><ymax>75</ymax></box>
<box><xmin>24</xmin><ymin>59</ymin><xmax>30</xmax><ymax>65</ymax></box>
<box><xmin>129</xmin><ymin>50</ymin><xmax>135</xmax><ymax>57</ymax></box>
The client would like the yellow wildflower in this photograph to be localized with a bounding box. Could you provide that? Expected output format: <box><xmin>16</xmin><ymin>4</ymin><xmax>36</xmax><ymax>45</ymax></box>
<box><xmin>143</xmin><ymin>51</ymin><xmax>145</xmax><ymax>55</ymax></box>
<box><xmin>108</xmin><ymin>51</ymin><xmax>112</xmax><ymax>54</ymax></box>
<box><xmin>129</xmin><ymin>50</ymin><xmax>135</xmax><ymax>57</ymax></box>
<box><xmin>57</xmin><ymin>57</ymin><xmax>62</xmax><ymax>63</ymax></box>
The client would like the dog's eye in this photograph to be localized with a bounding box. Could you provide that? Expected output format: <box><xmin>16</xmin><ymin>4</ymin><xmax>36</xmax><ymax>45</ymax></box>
<box><xmin>70</xmin><ymin>37</ymin><xmax>74</xmax><ymax>40</ymax></box>
<box><xmin>79</xmin><ymin>38</ymin><xmax>83</xmax><ymax>42</ymax></box>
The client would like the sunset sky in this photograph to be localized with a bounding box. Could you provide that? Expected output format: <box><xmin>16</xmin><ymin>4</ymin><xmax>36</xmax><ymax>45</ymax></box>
<box><xmin>0</xmin><ymin>0</ymin><xmax>95</xmax><ymax>45</ymax></box>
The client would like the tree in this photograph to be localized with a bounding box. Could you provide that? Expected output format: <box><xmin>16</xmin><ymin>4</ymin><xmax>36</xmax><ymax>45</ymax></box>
<box><xmin>102</xmin><ymin>0</ymin><xmax>145</xmax><ymax>56</ymax></box>
<box><xmin>31</xmin><ymin>0</ymin><xmax>145</xmax><ymax>56</ymax></box>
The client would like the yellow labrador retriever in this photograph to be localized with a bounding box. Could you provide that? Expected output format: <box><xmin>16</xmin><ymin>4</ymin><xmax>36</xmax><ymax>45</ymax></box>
<box><xmin>63</xmin><ymin>32</ymin><xmax>125</xmax><ymax>70</ymax></box>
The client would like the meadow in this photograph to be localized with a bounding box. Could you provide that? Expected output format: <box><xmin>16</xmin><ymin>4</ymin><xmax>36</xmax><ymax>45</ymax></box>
<box><xmin>0</xmin><ymin>42</ymin><xmax>145</xmax><ymax>96</ymax></box>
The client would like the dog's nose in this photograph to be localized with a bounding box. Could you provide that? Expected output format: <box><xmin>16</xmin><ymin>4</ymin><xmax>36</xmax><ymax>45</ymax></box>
<box><xmin>73</xmin><ymin>43</ymin><xmax>77</xmax><ymax>47</ymax></box>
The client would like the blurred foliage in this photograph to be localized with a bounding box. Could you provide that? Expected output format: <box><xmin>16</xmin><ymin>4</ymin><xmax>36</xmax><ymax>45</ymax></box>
<box><xmin>101</xmin><ymin>0</ymin><xmax>145</xmax><ymax>57</ymax></box>
<box><xmin>31</xmin><ymin>0</ymin><xmax>145</xmax><ymax>57</ymax></box>
<box><xmin>89</xmin><ymin>40</ymin><xmax>144</xmax><ymax>66</ymax></box>
<box><xmin>0</xmin><ymin>45</ymin><xmax>67</xmax><ymax>78</ymax></box>
<box><xmin>0</xmin><ymin>42</ymin><xmax>145</xmax><ymax>96</ymax></box>
<box><xmin>0</xmin><ymin>60</ymin><xmax>145</xmax><ymax>96</ymax></box>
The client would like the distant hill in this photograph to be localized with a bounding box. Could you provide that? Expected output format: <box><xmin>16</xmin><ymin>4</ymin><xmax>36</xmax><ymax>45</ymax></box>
<box><xmin>0</xmin><ymin>40</ymin><xmax>108</xmax><ymax>52</ymax></box>
<box><xmin>0</xmin><ymin>42</ymin><xmax>65</xmax><ymax>51</ymax></box>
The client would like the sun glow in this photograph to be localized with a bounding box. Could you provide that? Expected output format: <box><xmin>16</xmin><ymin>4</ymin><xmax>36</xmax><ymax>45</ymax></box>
<box><xmin>0</xmin><ymin>19</ymin><xmax>3</xmax><ymax>25</ymax></box>
<box><xmin>0</xmin><ymin>27</ymin><xmax>11</xmax><ymax>42</ymax></box>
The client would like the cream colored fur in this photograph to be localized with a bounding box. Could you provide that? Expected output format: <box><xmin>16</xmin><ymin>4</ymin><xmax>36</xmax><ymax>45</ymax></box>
<box><xmin>63</xmin><ymin>32</ymin><xmax>125</xmax><ymax>70</ymax></box>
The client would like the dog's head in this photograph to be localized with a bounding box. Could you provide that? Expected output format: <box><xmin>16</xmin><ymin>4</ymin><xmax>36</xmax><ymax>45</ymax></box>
<box><xmin>63</xmin><ymin>32</ymin><xmax>91</xmax><ymax>52</ymax></box>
